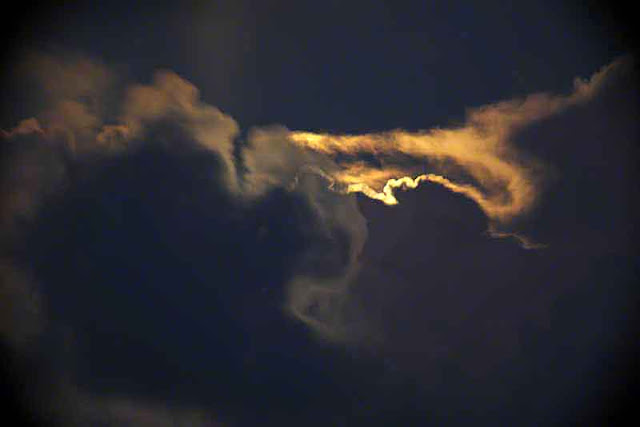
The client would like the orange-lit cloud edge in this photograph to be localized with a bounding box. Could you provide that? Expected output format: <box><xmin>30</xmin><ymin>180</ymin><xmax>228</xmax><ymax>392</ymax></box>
<box><xmin>286</xmin><ymin>60</ymin><xmax>615</xmax><ymax>250</ymax></box>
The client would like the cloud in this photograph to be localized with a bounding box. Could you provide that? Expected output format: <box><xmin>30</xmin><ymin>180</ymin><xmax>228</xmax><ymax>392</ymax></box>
<box><xmin>3</xmin><ymin>53</ymin><xmax>633</xmax><ymax>343</ymax></box>
<box><xmin>25</xmin><ymin>52</ymin><xmax>113</xmax><ymax>104</ymax></box>
<box><xmin>286</xmin><ymin>57</ymin><xmax>633</xmax><ymax>246</ymax></box>
<box><xmin>1</xmin><ymin>115</ymin><xmax>367</xmax><ymax>425</ymax></box>
<box><xmin>0</xmin><ymin>118</ymin><xmax>43</xmax><ymax>138</ymax></box>
<box><xmin>54</xmin><ymin>387</ymin><xmax>224</xmax><ymax>427</ymax></box>
<box><xmin>118</xmin><ymin>70</ymin><xmax>240</xmax><ymax>190</ymax></box>
<box><xmin>0</xmin><ymin>121</ymin><xmax>67</xmax><ymax>243</ymax></box>
<box><xmin>18</xmin><ymin>53</ymin><xmax>114</xmax><ymax>152</ymax></box>
<box><xmin>1</xmin><ymin>52</ymin><xmax>636</xmax><ymax>425</ymax></box>
<box><xmin>243</xmin><ymin>125</ymin><xmax>369</xmax><ymax>339</ymax></box>
<box><xmin>343</xmin><ymin>55</ymin><xmax>638</xmax><ymax>424</ymax></box>
<box><xmin>507</xmin><ymin>55</ymin><xmax>638</xmax><ymax>252</ymax></box>
<box><xmin>0</xmin><ymin>262</ymin><xmax>44</xmax><ymax>351</ymax></box>
<box><xmin>3</xmin><ymin>53</ymin><xmax>365</xmax><ymax>346</ymax></box>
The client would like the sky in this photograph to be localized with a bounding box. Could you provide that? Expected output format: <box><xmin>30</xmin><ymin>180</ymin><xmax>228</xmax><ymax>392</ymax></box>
<box><xmin>1</xmin><ymin>1</ymin><xmax>638</xmax><ymax>426</ymax></box>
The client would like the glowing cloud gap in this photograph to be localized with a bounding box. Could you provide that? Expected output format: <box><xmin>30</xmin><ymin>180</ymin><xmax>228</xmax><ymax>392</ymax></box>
<box><xmin>345</xmin><ymin>174</ymin><xmax>429</xmax><ymax>205</ymax></box>
<box><xmin>341</xmin><ymin>173</ymin><xmax>483</xmax><ymax>207</ymax></box>
<box><xmin>288</xmin><ymin>130</ymin><xmax>538</xmax><ymax>226</ymax></box>
<box><xmin>286</xmin><ymin>54</ymin><xmax>628</xmax><ymax>234</ymax></box>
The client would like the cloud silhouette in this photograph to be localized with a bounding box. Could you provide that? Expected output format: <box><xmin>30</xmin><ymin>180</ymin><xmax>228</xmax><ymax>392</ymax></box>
<box><xmin>1</xmin><ymin>52</ymin><xmax>637</xmax><ymax>426</ymax></box>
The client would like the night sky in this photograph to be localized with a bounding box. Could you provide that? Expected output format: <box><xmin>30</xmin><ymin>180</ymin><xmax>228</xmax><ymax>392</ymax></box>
<box><xmin>1</xmin><ymin>1</ymin><xmax>638</xmax><ymax>426</ymax></box>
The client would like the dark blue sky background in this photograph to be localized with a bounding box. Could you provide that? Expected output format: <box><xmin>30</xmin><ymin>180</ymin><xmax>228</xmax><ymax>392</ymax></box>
<box><xmin>2</xmin><ymin>0</ymin><xmax>634</xmax><ymax>130</ymax></box>
<box><xmin>1</xmin><ymin>1</ymin><xmax>638</xmax><ymax>426</ymax></box>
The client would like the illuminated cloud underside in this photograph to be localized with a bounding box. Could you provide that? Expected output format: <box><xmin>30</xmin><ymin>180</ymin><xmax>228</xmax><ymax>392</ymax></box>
<box><xmin>287</xmin><ymin>56</ymin><xmax>611</xmax><ymax>228</ymax></box>
<box><xmin>283</xmin><ymin>58</ymin><xmax>623</xmax><ymax>249</ymax></box>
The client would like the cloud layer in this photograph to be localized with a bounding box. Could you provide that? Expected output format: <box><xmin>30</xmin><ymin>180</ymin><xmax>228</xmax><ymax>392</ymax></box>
<box><xmin>1</xmin><ymin>53</ymin><xmax>637</xmax><ymax>425</ymax></box>
<box><xmin>2</xmin><ymin>53</ymin><xmax>633</xmax><ymax>345</ymax></box>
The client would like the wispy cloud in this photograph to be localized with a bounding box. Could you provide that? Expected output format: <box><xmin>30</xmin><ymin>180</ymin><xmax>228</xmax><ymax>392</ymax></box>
<box><xmin>287</xmin><ymin>58</ymin><xmax>630</xmax><ymax>245</ymax></box>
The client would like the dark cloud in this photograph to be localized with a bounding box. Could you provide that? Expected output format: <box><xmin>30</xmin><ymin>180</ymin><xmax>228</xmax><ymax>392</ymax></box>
<box><xmin>515</xmin><ymin>56</ymin><xmax>639</xmax><ymax>254</ymax></box>
<box><xmin>1</xmin><ymin>51</ymin><xmax>638</xmax><ymax>426</ymax></box>
<box><xmin>349</xmin><ymin>58</ymin><xmax>639</xmax><ymax>425</ymax></box>
<box><xmin>5</xmin><ymin>121</ymin><xmax>361</xmax><ymax>425</ymax></box>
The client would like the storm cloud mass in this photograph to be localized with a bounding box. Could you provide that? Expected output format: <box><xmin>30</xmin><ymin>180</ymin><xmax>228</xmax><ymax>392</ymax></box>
<box><xmin>1</xmin><ymin>2</ymin><xmax>639</xmax><ymax>426</ymax></box>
